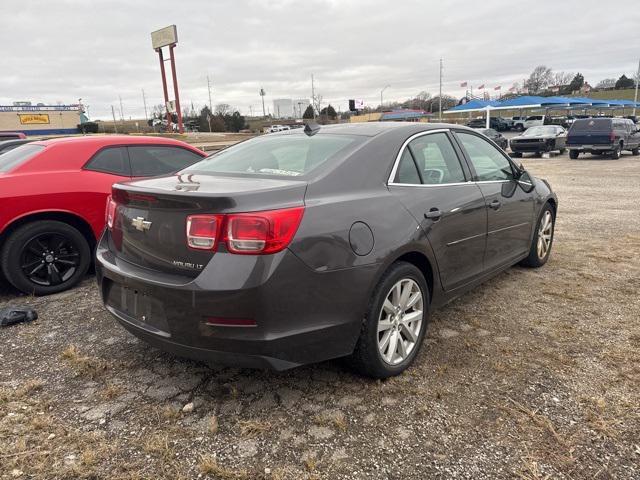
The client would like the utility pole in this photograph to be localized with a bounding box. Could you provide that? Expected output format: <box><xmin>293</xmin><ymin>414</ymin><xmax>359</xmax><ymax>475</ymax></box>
<box><xmin>249</xmin><ymin>105</ymin><xmax>253</xmax><ymax>117</ymax></box>
<box><xmin>634</xmin><ymin>58</ymin><xmax>640</xmax><ymax>117</ymax></box>
<box><xmin>111</xmin><ymin>105</ymin><xmax>118</xmax><ymax>133</ymax></box>
<box><xmin>142</xmin><ymin>89</ymin><xmax>148</xmax><ymax>121</ymax></box>
<box><xmin>381</xmin><ymin>85</ymin><xmax>390</xmax><ymax>110</ymax></box>
<box><xmin>260</xmin><ymin>88</ymin><xmax>266</xmax><ymax>117</ymax></box>
<box><xmin>119</xmin><ymin>95</ymin><xmax>125</xmax><ymax>121</ymax></box>
<box><xmin>207</xmin><ymin>75</ymin><xmax>213</xmax><ymax>113</ymax></box>
<box><xmin>438</xmin><ymin>58</ymin><xmax>443</xmax><ymax>121</ymax></box>
<box><xmin>311</xmin><ymin>74</ymin><xmax>316</xmax><ymax>120</ymax></box>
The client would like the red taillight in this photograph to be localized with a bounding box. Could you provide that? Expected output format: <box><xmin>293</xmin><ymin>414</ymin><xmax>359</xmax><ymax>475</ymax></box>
<box><xmin>186</xmin><ymin>214</ymin><xmax>223</xmax><ymax>250</ymax></box>
<box><xmin>185</xmin><ymin>207</ymin><xmax>304</xmax><ymax>254</ymax></box>
<box><xmin>226</xmin><ymin>207</ymin><xmax>304</xmax><ymax>254</ymax></box>
<box><xmin>609</xmin><ymin>131</ymin><xmax>616</xmax><ymax>142</ymax></box>
<box><xmin>106</xmin><ymin>196</ymin><xmax>117</xmax><ymax>229</ymax></box>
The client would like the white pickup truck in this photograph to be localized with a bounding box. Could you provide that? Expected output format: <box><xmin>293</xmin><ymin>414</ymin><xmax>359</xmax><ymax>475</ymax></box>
<box><xmin>512</xmin><ymin>115</ymin><xmax>545</xmax><ymax>131</ymax></box>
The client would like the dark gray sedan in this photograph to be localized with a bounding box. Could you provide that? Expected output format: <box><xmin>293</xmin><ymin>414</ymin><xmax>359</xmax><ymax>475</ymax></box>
<box><xmin>96</xmin><ymin>122</ymin><xmax>557</xmax><ymax>378</ymax></box>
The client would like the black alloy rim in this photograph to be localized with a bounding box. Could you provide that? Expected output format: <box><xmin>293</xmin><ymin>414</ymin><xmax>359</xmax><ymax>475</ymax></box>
<box><xmin>20</xmin><ymin>233</ymin><xmax>81</xmax><ymax>286</ymax></box>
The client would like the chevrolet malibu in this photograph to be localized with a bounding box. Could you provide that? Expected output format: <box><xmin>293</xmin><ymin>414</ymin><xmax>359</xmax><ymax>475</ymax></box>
<box><xmin>96</xmin><ymin>123</ymin><xmax>557</xmax><ymax>378</ymax></box>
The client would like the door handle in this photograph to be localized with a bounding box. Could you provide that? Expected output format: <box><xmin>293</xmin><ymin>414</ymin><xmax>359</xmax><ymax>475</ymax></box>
<box><xmin>424</xmin><ymin>208</ymin><xmax>442</xmax><ymax>221</ymax></box>
<box><xmin>489</xmin><ymin>200</ymin><xmax>501</xmax><ymax>210</ymax></box>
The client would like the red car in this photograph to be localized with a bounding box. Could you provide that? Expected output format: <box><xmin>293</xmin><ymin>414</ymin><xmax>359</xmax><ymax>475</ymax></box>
<box><xmin>0</xmin><ymin>136</ymin><xmax>206</xmax><ymax>295</ymax></box>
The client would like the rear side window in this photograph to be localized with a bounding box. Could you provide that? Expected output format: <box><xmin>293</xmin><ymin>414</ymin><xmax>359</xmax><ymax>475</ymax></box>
<box><xmin>570</xmin><ymin>119</ymin><xmax>611</xmax><ymax>132</ymax></box>
<box><xmin>185</xmin><ymin>134</ymin><xmax>362</xmax><ymax>177</ymax></box>
<box><xmin>394</xmin><ymin>149</ymin><xmax>421</xmax><ymax>184</ymax></box>
<box><xmin>85</xmin><ymin>147</ymin><xmax>130</xmax><ymax>176</ymax></box>
<box><xmin>0</xmin><ymin>144</ymin><xmax>44</xmax><ymax>172</ymax></box>
<box><xmin>129</xmin><ymin>146</ymin><xmax>203</xmax><ymax>177</ymax></box>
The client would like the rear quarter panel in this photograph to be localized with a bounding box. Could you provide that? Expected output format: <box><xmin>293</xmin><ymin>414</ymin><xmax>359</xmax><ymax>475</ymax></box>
<box><xmin>0</xmin><ymin>170</ymin><xmax>128</xmax><ymax>238</ymax></box>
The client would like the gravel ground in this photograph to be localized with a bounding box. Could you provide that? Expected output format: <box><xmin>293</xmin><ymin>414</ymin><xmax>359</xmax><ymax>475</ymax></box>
<box><xmin>1</xmin><ymin>151</ymin><xmax>639</xmax><ymax>479</ymax></box>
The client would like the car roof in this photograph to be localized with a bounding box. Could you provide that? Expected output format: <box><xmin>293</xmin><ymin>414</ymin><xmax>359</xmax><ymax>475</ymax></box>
<box><xmin>274</xmin><ymin>122</ymin><xmax>469</xmax><ymax>137</ymax></box>
<box><xmin>30</xmin><ymin>135</ymin><xmax>191</xmax><ymax>148</ymax></box>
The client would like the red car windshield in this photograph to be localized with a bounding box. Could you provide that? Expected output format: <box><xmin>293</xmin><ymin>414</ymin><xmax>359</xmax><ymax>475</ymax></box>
<box><xmin>0</xmin><ymin>144</ymin><xmax>44</xmax><ymax>173</ymax></box>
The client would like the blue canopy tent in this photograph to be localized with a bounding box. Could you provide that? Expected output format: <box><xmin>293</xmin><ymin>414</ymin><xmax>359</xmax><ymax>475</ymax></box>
<box><xmin>444</xmin><ymin>95</ymin><xmax>640</xmax><ymax>125</ymax></box>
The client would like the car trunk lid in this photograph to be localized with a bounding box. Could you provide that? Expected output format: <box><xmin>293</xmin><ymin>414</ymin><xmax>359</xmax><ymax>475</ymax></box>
<box><xmin>109</xmin><ymin>173</ymin><xmax>307</xmax><ymax>276</ymax></box>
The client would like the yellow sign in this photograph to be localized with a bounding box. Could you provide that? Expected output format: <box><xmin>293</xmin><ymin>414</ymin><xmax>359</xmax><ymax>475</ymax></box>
<box><xmin>19</xmin><ymin>114</ymin><xmax>50</xmax><ymax>125</ymax></box>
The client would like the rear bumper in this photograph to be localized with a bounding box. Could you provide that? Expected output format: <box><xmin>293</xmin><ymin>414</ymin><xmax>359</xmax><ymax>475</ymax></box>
<box><xmin>567</xmin><ymin>144</ymin><xmax>613</xmax><ymax>152</ymax></box>
<box><xmin>95</xmin><ymin>231</ymin><xmax>376</xmax><ymax>370</ymax></box>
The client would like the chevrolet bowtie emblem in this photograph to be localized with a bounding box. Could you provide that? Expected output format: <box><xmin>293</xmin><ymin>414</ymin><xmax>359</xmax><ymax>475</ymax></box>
<box><xmin>131</xmin><ymin>216</ymin><xmax>152</xmax><ymax>232</ymax></box>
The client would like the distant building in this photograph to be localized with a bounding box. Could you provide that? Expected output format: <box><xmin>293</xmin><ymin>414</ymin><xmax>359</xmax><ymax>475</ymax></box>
<box><xmin>273</xmin><ymin>98</ymin><xmax>311</xmax><ymax>119</ymax></box>
<box><xmin>0</xmin><ymin>103</ymin><xmax>87</xmax><ymax>136</ymax></box>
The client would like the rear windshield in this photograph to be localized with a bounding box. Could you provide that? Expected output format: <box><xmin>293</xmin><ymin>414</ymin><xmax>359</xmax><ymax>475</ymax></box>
<box><xmin>570</xmin><ymin>118</ymin><xmax>611</xmax><ymax>132</ymax></box>
<box><xmin>0</xmin><ymin>144</ymin><xmax>44</xmax><ymax>172</ymax></box>
<box><xmin>183</xmin><ymin>134</ymin><xmax>362</xmax><ymax>177</ymax></box>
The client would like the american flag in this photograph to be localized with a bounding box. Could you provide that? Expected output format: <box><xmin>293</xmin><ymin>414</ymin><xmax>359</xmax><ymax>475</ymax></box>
<box><xmin>478</xmin><ymin>84</ymin><xmax>485</xmax><ymax>90</ymax></box>
<box><xmin>494</xmin><ymin>85</ymin><xmax>502</xmax><ymax>91</ymax></box>
<box><xmin>460</xmin><ymin>82</ymin><xmax>468</xmax><ymax>87</ymax></box>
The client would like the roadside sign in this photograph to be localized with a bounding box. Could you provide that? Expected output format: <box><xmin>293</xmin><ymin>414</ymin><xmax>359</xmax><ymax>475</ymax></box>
<box><xmin>151</xmin><ymin>25</ymin><xmax>178</xmax><ymax>49</ymax></box>
<box><xmin>166</xmin><ymin>100</ymin><xmax>177</xmax><ymax>113</ymax></box>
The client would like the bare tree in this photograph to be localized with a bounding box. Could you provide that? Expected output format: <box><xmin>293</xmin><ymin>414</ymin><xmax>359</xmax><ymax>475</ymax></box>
<box><xmin>551</xmin><ymin>71</ymin><xmax>574</xmax><ymax>87</ymax></box>
<box><xmin>525</xmin><ymin>65</ymin><xmax>553</xmax><ymax>94</ymax></box>
<box><xmin>312</xmin><ymin>94</ymin><xmax>323</xmax><ymax>118</ymax></box>
<box><xmin>215</xmin><ymin>103</ymin><xmax>231</xmax><ymax>116</ymax></box>
<box><xmin>151</xmin><ymin>104</ymin><xmax>165</xmax><ymax>119</ymax></box>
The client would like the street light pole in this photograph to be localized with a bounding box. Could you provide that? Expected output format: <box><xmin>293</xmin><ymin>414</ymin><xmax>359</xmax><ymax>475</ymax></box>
<box><xmin>634</xmin><ymin>58</ymin><xmax>640</xmax><ymax>117</ymax></box>
<box><xmin>381</xmin><ymin>84</ymin><xmax>390</xmax><ymax>110</ymax></box>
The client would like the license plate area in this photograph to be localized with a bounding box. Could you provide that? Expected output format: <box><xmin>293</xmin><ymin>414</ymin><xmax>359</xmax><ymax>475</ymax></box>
<box><xmin>106</xmin><ymin>281</ymin><xmax>170</xmax><ymax>336</ymax></box>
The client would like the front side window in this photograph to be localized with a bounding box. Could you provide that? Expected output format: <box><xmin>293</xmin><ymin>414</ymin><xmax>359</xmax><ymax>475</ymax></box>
<box><xmin>0</xmin><ymin>144</ymin><xmax>44</xmax><ymax>172</ymax></box>
<box><xmin>456</xmin><ymin>132</ymin><xmax>514</xmax><ymax>182</ymax></box>
<box><xmin>184</xmin><ymin>134</ymin><xmax>362</xmax><ymax>177</ymax></box>
<box><xmin>408</xmin><ymin>132</ymin><xmax>466</xmax><ymax>184</ymax></box>
<box><xmin>129</xmin><ymin>146</ymin><xmax>203</xmax><ymax>177</ymax></box>
<box><xmin>85</xmin><ymin>147</ymin><xmax>130</xmax><ymax>176</ymax></box>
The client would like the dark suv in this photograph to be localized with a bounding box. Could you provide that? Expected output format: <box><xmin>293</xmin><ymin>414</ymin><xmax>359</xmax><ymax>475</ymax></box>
<box><xmin>466</xmin><ymin>117</ymin><xmax>508</xmax><ymax>131</ymax></box>
<box><xmin>566</xmin><ymin>118</ymin><xmax>640</xmax><ymax>159</ymax></box>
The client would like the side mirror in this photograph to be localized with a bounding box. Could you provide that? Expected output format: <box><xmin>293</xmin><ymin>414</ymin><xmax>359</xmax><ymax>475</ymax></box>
<box><xmin>517</xmin><ymin>170</ymin><xmax>535</xmax><ymax>193</ymax></box>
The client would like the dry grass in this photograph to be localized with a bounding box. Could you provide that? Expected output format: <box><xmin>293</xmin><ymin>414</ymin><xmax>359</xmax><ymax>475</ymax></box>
<box><xmin>198</xmin><ymin>455</ymin><xmax>248</xmax><ymax>479</ymax></box>
<box><xmin>101</xmin><ymin>383</ymin><xmax>124</xmax><ymax>400</ymax></box>
<box><xmin>312</xmin><ymin>410</ymin><xmax>347</xmax><ymax>431</ymax></box>
<box><xmin>238</xmin><ymin>419</ymin><xmax>271</xmax><ymax>438</ymax></box>
<box><xmin>141</xmin><ymin>433</ymin><xmax>174</xmax><ymax>461</ymax></box>
<box><xmin>61</xmin><ymin>344</ymin><xmax>109</xmax><ymax>379</ymax></box>
<box><xmin>502</xmin><ymin>397</ymin><xmax>565</xmax><ymax>446</ymax></box>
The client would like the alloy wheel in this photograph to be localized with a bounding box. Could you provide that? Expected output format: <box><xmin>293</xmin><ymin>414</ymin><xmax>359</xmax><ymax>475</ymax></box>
<box><xmin>20</xmin><ymin>233</ymin><xmax>81</xmax><ymax>286</ymax></box>
<box><xmin>537</xmin><ymin>211</ymin><xmax>553</xmax><ymax>259</ymax></box>
<box><xmin>377</xmin><ymin>278</ymin><xmax>424</xmax><ymax>365</ymax></box>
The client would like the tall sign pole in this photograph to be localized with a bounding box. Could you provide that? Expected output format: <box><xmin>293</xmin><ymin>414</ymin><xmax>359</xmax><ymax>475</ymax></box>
<box><xmin>151</xmin><ymin>25</ymin><xmax>183</xmax><ymax>133</ymax></box>
<box><xmin>156</xmin><ymin>47</ymin><xmax>172</xmax><ymax>130</ymax></box>
<box><xmin>169</xmin><ymin>43</ymin><xmax>183</xmax><ymax>133</ymax></box>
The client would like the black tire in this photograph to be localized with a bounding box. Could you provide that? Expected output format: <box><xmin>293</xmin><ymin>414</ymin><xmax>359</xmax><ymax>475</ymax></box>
<box><xmin>520</xmin><ymin>204</ymin><xmax>555</xmax><ymax>268</ymax></box>
<box><xmin>512</xmin><ymin>151</ymin><xmax>522</xmax><ymax>158</ymax></box>
<box><xmin>632</xmin><ymin>147</ymin><xmax>639</xmax><ymax>155</ymax></box>
<box><xmin>569</xmin><ymin>150</ymin><xmax>579</xmax><ymax>159</ymax></box>
<box><xmin>1</xmin><ymin>221</ymin><xmax>91</xmax><ymax>295</ymax></box>
<box><xmin>535</xmin><ymin>151</ymin><xmax>541</xmax><ymax>157</ymax></box>
<box><xmin>611</xmin><ymin>143</ymin><xmax>621</xmax><ymax>159</ymax></box>
<box><xmin>558</xmin><ymin>148</ymin><xmax>566</xmax><ymax>154</ymax></box>
<box><xmin>348</xmin><ymin>262</ymin><xmax>429</xmax><ymax>379</ymax></box>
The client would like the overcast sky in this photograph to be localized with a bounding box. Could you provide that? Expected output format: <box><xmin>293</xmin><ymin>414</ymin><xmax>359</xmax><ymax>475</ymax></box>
<box><xmin>2</xmin><ymin>0</ymin><xmax>639</xmax><ymax>119</ymax></box>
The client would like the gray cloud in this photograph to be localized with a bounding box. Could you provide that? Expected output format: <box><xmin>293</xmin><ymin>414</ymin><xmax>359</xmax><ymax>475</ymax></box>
<box><xmin>1</xmin><ymin>0</ymin><xmax>638</xmax><ymax>119</ymax></box>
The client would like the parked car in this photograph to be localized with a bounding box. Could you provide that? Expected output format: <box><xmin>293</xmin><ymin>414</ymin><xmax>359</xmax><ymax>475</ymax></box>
<box><xmin>509</xmin><ymin>126</ymin><xmax>567</xmax><ymax>157</ymax></box>
<box><xmin>267</xmin><ymin>125</ymin><xmax>288</xmax><ymax>133</ymax></box>
<box><xmin>0</xmin><ymin>132</ymin><xmax>27</xmax><ymax>140</ymax></box>
<box><xmin>466</xmin><ymin>117</ymin><xmax>508</xmax><ymax>131</ymax></box>
<box><xmin>0</xmin><ymin>139</ymin><xmax>34</xmax><ymax>154</ymax></box>
<box><xmin>0</xmin><ymin>136</ymin><xmax>206</xmax><ymax>295</ymax></box>
<box><xmin>522</xmin><ymin>115</ymin><xmax>545</xmax><ymax>130</ymax></box>
<box><xmin>473</xmin><ymin>128</ymin><xmax>508</xmax><ymax>149</ymax></box>
<box><xmin>566</xmin><ymin>118</ymin><xmax>640</xmax><ymax>159</ymax></box>
<box><xmin>96</xmin><ymin>123</ymin><xmax>557</xmax><ymax>378</ymax></box>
